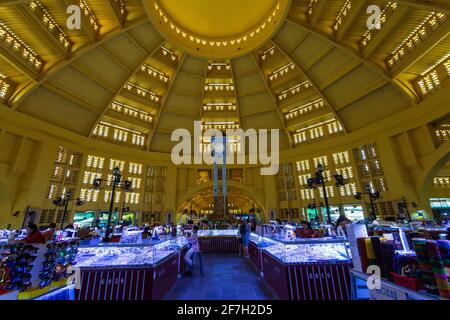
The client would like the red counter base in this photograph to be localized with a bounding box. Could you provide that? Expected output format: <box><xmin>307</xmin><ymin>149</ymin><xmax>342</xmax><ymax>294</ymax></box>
<box><xmin>75</xmin><ymin>251</ymin><xmax>183</xmax><ymax>300</ymax></box>
<box><xmin>199</xmin><ymin>237</ymin><xmax>239</xmax><ymax>253</ymax></box>
<box><xmin>249</xmin><ymin>242</ymin><xmax>262</xmax><ymax>273</ymax></box>
<box><xmin>262</xmin><ymin>251</ymin><xmax>352</xmax><ymax>300</ymax></box>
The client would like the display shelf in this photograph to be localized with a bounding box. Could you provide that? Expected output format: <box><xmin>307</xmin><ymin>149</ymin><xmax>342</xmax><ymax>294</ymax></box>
<box><xmin>249</xmin><ymin>233</ymin><xmax>352</xmax><ymax>300</ymax></box>
<box><xmin>350</xmin><ymin>269</ymin><xmax>444</xmax><ymax>300</ymax></box>
<box><xmin>197</xmin><ymin>229</ymin><xmax>239</xmax><ymax>237</ymax></box>
<box><xmin>197</xmin><ymin>229</ymin><xmax>240</xmax><ymax>253</ymax></box>
<box><xmin>73</xmin><ymin>237</ymin><xmax>188</xmax><ymax>300</ymax></box>
<box><xmin>75</xmin><ymin>237</ymin><xmax>187</xmax><ymax>268</ymax></box>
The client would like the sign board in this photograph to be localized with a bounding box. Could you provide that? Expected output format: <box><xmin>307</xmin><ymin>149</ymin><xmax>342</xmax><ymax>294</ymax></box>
<box><xmin>369</xmin><ymin>284</ymin><xmax>408</xmax><ymax>300</ymax></box>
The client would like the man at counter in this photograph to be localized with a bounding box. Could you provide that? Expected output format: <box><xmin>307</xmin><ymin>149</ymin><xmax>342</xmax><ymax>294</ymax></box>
<box><xmin>297</xmin><ymin>221</ymin><xmax>318</xmax><ymax>238</ymax></box>
<box><xmin>184</xmin><ymin>225</ymin><xmax>200</xmax><ymax>275</ymax></box>
<box><xmin>18</xmin><ymin>222</ymin><xmax>45</xmax><ymax>243</ymax></box>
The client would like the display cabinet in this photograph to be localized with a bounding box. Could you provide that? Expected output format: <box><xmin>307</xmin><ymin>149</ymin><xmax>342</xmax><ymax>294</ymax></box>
<box><xmin>198</xmin><ymin>229</ymin><xmax>240</xmax><ymax>253</ymax></box>
<box><xmin>249</xmin><ymin>233</ymin><xmax>352</xmax><ymax>300</ymax></box>
<box><xmin>73</xmin><ymin>237</ymin><xmax>188</xmax><ymax>300</ymax></box>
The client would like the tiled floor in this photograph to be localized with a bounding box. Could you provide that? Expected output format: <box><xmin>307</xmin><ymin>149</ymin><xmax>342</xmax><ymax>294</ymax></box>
<box><xmin>164</xmin><ymin>254</ymin><xmax>279</xmax><ymax>300</ymax></box>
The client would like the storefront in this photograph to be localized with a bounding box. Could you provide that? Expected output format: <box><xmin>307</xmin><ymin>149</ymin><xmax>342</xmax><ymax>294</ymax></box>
<box><xmin>98</xmin><ymin>211</ymin><xmax>120</xmax><ymax>228</ymax></box>
<box><xmin>318</xmin><ymin>205</ymin><xmax>365</xmax><ymax>223</ymax></box>
<box><xmin>73</xmin><ymin>211</ymin><xmax>96</xmax><ymax>228</ymax></box>
<box><xmin>430</xmin><ymin>198</ymin><xmax>450</xmax><ymax>221</ymax></box>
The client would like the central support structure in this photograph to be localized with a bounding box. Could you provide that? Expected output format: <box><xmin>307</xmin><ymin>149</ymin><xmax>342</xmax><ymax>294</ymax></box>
<box><xmin>212</xmin><ymin>135</ymin><xmax>228</xmax><ymax>218</ymax></box>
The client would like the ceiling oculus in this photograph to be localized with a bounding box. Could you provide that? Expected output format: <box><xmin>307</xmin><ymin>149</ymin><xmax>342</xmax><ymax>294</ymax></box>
<box><xmin>144</xmin><ymin>0</ymin><xmax>291</xmax><ymax>59</ymax></box>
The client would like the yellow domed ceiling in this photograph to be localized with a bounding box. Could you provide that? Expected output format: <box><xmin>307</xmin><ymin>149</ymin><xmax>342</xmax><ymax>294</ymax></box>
<box><xmin>0</xmin><ymin>0</ymin><xmax>448</xmax><ymax>155</ymax></box>
<box><xmin>144</xmin><ymin>0</ymin><xmax>291</xmax><ymax>58</ymax></box>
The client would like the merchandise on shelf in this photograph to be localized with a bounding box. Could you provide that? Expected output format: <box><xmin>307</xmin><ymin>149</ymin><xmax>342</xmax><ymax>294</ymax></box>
<box><xmin>249</xmin><ymin>233</ymin><xmax>352</xmax><ymax>300</ymax></box>
<box><xmin>73</xmin><ymin>237</ymin><xmax>188</xmax><ymax>300</ymax></box>
<box><xmin>74</xmin><ymin>237</ymin><xmax>188</xmax><ymax>268</ymax></box>
<box><xmin>39</xmin><ymin>240</ymin><xmax>79</xmax><ymax>288</ymax></box>
<box><xmin>197</xmin><ymin>229</ymin><xmax>239</xmax><ymax>237</ymax></box>
<box><xmin>413</xmin><ymin>238</ymin><xmax>450</xmax><ymax>299</ymax></box>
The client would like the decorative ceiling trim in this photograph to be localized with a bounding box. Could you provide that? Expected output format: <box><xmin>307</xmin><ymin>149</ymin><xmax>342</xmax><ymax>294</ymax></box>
<box><xmin>251</xmin><ymin>53</ymin><xmax>293</xmax><ymax>149</ymax></box>
<box><xmin>361</xmin><ymin>5</ymin><xmax>410</xmax><ymax>59</ymax></box>
<box><xmin>88</xmin><ymin>38</ymin><xmax>165</xmax><ymax>139</ymax></box>
<box><xmin>285</xmin><ymin>17</ymin><xmax>418</xmax><ymax>106</ymax></box>
<box><xmin>388</xmin><ymin>18</ymin><xmax>450</xmax><ymax>78</ymax></box>
<box><xmin>272</xmin><ymin>40</ymin><xmax>349</xmax><ymax>134</ymax></box>
<box><xmin>395</xmin><ymin>0</ymin><xmax>450</xmax><ymax>15</ymax></box>
<box><xmin>10</xmin><ymin>16</ymin><xmax>149</xmax><ymax>109</ymax></box>
<box><xmin>144</xmin><ymin>0</ymin><xmax>292</xmax><ymax>59</ymax></box>
<box><xmin>146</xmin><ymin>51</ymin><xmax>186</xmax><ymax>151</ymax></box>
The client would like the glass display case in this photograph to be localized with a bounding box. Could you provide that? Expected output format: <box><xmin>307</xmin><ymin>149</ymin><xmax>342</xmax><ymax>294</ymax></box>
<box><xmin>250</xmin><ymin>233</ymin><xmax>350</xmax><ymax>264</ymax></box>
<box><xmin>198</xmin><ymin>229</ymin><xmax>239</xmax><ymax>237</ymax></box>
<box><xmin>263</xmin><ymin>240</ymin><xmax>350</xmax><ymax>263</ymax></box>
<box><xmin>75</xmin><ymin>237</ymin><xmax>188</xmax><ymax>268</ymax></box>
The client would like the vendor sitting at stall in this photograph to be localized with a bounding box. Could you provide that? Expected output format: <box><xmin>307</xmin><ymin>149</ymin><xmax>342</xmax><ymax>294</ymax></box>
<box><xmin>298</xmin><ymin>221</ymin><xmax>318</xmax><ymax>238</ymax></box>
<box><xmin>18</xmin><ymin>222</ymin><xmax>45</xmax><ymax>243</ymax></box>
<box><xmin>183</xmin><ymin>225</ymin><xmax>200</xmax><ymax>275</ymax></box>
<box><xmin>42</xmin><ymin>223</ymin><xmax>57</xmax><ymax>242</ymax></box>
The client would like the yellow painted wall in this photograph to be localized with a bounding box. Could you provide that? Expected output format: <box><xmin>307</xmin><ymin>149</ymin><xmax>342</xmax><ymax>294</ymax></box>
<box><xmin>0</xmin><ymin>84</ymin><xmax>449</xmax><ymax>227</ymax></box>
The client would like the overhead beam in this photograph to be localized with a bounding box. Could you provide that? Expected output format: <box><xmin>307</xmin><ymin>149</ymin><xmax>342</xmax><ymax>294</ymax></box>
<box><xmin>63</xmin><ymin>0</ymin><xmax>97</xmax><ymax>42</ymax></box>
<box><xmin>335</xmin><ymin>78</ymin><xmax>388</xmax><ymax>110</ymax></box>
<box><xmin>251</xmin><ymin>53</ymin><xmax>294</xmax><ymax>149</ymax></box>
<box><xmin>107</xmin><ymin>0</ymin><xmax>127</xmax><ymax>27</ymax></box>
<box><xmin>11</xmin><ymin>16</ymin><xmax>149</xmax><ymax>109</ymax></box>
<box><xmin>396</xmin><ymin>0</ymin><xmax>450</xmax><ymax>15</ymax></box>
<box><xmin>305</xmin><ymin>44</ymin><xmax>334</xmax><ymax>70</ymax></box>
<box><xmin>336</xmin><ymin>0</ymin><xmax>368</xmax><ymax>42</ymax></box>
<box><xmin>361</xmin><ymin>6</ymin><xmax>410</xmax><ymax>58</ymax></box>
<box><xmin>388</xmin><ymin>18</ymin><xmax>450</xmax><ymax>78</ymax></box>
<box><xmin>15</xmin><ymin>4</ymin><xmax>70</xmax><ymax>58</ymax></box>
<box><xmin>309</xmin><ymin>0</ymin><xmax>327</xmax><ymax>28</ymax></box>
<box><xmin>147</xmin><ymin>54</ymin><xmax>186</xmax><ymax>151</ymax></box>
<box><xmin>0</xmin><ymin>45</ymin><xmax>40</xmax><ymax>81</ymax></box>
<box><xmin>125</xmin><ymin>31</ymin><xmax>148</xmax><ymax>55</ymax></box>
<box><xmin>288</xmin><ymin>30</ymin><xmax>309</xmax><ymax>54</ymax></box>
<box><xmin>70</xmin><ymin>62</ymin><xmax>116</xmax><ymax>93</ymax></box>
<box><xmin>89</xmin><ymin>38</ymin><xmax>165</xmax><ymax>139</ymax></box>
<box><xmin>42</xmin><ymin>82</ymin><xmax>102</xmax><ymax>114</ymax></box>
<box><xmin>273</xmin><ymin>39</ymin><xmax>349</xmax><ymax>134</ymax></box>
<box><xmin>0</xmin><ymin>0</ymin><xmax>29</xmax><ymax>5</ymax></box>
<box><xmin>319</xmin><ymin>61</ymin><xmax>360</xmax><ymax>90</ymax></box>
<box><xmin>285</xmin><ymin>17</ymin><xmax>418</xmax><ymax>106</ymax></box>
<box><xmin>98</xmin><ymin>45</ymin><xmax>132</xmax><ymax>73</ymax></box>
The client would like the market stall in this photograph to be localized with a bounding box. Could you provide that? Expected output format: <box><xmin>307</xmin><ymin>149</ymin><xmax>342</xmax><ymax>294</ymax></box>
<box><xmin>0</xmin><ymin>238</ymin><xmax>79</xmax><ymax>300</ymax></box>
<box><xmin>73</xmin><ymin>237</ymin><xmax>188</xmax><ymax>300</ymax></box>
<box><xmin>347</xmin><ymin>223</ymin><xmax>449</xmax><ymax>300</ymax></box>
<box><xmin>249</xmin><ymin>233</ymin><xmax>352</xmax><ymax>300</ymax></box>
<box><xmin>197</xmin><ymin>230</ymin><xmax>240</xmax><ymax>253</ymax></box>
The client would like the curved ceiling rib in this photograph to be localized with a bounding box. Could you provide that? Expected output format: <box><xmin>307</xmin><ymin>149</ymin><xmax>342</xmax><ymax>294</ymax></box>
<box><xmin>272</xmin><ymin>39</ymin><xmax>348</xmax><ymax>134</ymax></box>
<box><xmin>396</xmin><ymin>0</ymin><xmax>450</xmax><ymax>14</ymax></box>
<box><xmin>146</xmin><ymin>51</ymin><xmax>186</xmax><ymax>151</ymax></box>
<box><xmin>251</xmin><ymin>53</ymin><xmax>293</xmax><ymax>149</ymax></box>
<box><xmin>387</xmin><ymin>18</ymin><xmax>450</xmax><ymax>78</ymax></box>
<box><xmin>10</xmin><ymin>16</ymin><xmax>149</xmax><ymax>109</ymax></box>
<box><xmin>1</xmin><ymin>0</ymin><xmax>449</xmax><ymax>154</ymax></box>
<box><xmin>88</xmin><ymin>38</ymin><xmax>165</xmax><ymax>139</ymax></box>
<box><xmin>285</xmin><ymin>16</ymin><xmax>418</xmax><ymax>106</ymax></box>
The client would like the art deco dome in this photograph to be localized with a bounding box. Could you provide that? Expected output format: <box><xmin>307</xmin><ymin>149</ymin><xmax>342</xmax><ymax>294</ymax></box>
<box><xmin>1</xmin><ymin>0</ymin><xmax>448</xmax><ymax>155</ymax></box>
<box><xmin>0</xmin><ymin>0</ymin><xmax>449</xmax><ymax>219</ymax></box>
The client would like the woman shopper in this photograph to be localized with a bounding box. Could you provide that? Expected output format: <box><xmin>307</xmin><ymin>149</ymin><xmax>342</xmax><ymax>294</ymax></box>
<box><xmin>240</xmin><ymin>218</ymin><xmax>251</xmax><ymax>258</ymax></box>
<box><xmin>184</xmin><ymin>225</ymin><xmax>200</xmax><ymax>275</ymax></box>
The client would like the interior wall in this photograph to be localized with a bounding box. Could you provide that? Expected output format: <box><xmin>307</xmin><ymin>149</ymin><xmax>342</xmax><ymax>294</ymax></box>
<box><xmin>0</xmin><ymin>84</ymin><xmax>448</xmax><ymax>227</ymax></box>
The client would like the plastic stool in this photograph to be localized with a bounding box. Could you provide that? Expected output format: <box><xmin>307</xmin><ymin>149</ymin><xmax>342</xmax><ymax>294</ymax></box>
<box><xmin>192</xmin><ymin>252</ymin><xmax>204</xmax><ymax>276</ymax></box>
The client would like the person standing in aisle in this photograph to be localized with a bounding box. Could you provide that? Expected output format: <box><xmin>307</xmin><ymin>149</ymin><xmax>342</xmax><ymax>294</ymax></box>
<box><xmin>184</xmin><ymin>225</ymin><xmax>200</xmax><ymax>275</ymax></box>
<box><xmin>240</xmin><ymin>218</ymin><xmax>250</xmax><ymax>258</ymax></box>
